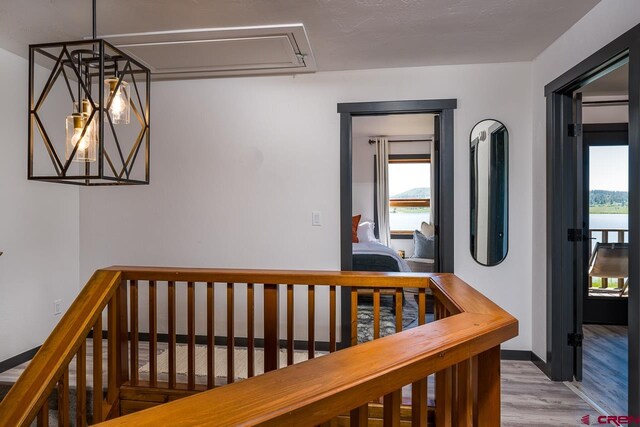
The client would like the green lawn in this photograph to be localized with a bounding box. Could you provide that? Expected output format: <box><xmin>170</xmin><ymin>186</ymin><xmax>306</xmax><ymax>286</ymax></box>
<box><xmin>590</xmin><ymin>277</ymin><xmax>625</xmax><ymax>289</ymax></box>
<box><xmin>589</xmin><ymin>204</ymin><xmax>628</xmax><ymax>214</ymax></box>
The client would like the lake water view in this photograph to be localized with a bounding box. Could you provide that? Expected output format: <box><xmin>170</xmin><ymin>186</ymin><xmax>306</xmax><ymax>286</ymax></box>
<box><xmin>590</xmin><ymin>214</ymin><xmax>628</xmax><ymax>230</ymax></box>
<box><xmin>590</xmin><ymin>214</ymin><xmax>628</xmax><ymax>246</ymax></box>
<box><xmin>389</xmin><ymin>212</ymin><xmax>431</xmax><ymax>232</ymax></box>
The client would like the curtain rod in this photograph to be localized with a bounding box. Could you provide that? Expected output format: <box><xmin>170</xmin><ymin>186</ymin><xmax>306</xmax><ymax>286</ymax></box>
<box><xmin>368</xmin><ymin>138</ymin><xmax>433</xmax><ymax>144</ymax></box>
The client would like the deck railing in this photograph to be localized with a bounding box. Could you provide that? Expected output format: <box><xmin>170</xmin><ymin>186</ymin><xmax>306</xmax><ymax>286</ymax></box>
<box><xmin>588</xmin><ymin>228</ymin><xmax>627</xmax><ymax>290</ymax></box>
<box><xmin>0</xmin><ymin>267</ymin><xmax>518</xmax><ymax>427</ymax></box>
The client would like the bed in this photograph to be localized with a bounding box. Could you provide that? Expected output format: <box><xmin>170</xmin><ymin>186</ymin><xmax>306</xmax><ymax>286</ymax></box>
<box><xmin>352</xmin><ymin>241</ymin><xmax>411</xmax><ymax>273</ymax></box>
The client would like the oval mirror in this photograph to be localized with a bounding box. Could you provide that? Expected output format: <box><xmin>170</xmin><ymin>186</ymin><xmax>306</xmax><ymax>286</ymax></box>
<box><xmin>470</xmin><ymin>119</ymin><xmax>509</xmax><ymax>266</ymax></box>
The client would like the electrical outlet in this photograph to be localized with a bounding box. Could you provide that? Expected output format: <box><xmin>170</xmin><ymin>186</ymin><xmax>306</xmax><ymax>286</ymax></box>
<box><xmin>54</xmin><ymin>299</ymin><xmax>62</xmax><ymax>315</ymax></box>
<box><xmin>312</xmin><ymin>211</ymin><xmax>322</xmax><ymax>226</ymax></box>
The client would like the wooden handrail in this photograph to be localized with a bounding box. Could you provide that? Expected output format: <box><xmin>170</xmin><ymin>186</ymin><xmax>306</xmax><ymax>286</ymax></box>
<box><xmin>104</xmin><ymin>266</ymin><xmax>433</xmax><ymax>288</ymax></box>
<box><xmin>0</xmin><ymin>269</ymin><xmax>122</xmax><ymax>426</ymax></box>
<box><xmin>95</xmin><ymin>272</ymin><xmax>517</xmax><ymax>426</ymax></box>
<box><xmin>0</xmin><ymin>267</ymin><xmax>517</xmax><ymax>426</ymax></box>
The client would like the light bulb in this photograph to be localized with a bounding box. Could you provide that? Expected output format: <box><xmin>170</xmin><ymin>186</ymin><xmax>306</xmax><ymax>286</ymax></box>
<box><xmin>66</xmin><ymin>112</ymin><xmax>96</xmax><ymax>162</ymax></box>
<box><xmin>105</xmin><ymin>78</ymin><xmax>130</xmax><ymax>124</ymax></box>
<box><xmin>110</xmin><ymin>88</ymin><xmax>127</xmax><ymax>116</ymax></box>
<box><xmin>71</xmin><ymin>127</ymin><xmax>90</xmax><ymax>151</ymax></box>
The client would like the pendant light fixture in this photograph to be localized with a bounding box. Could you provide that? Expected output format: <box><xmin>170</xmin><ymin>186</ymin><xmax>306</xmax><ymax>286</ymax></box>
<box><xmin>28</xmin><ymin>0</ymin><xmax>150</xmax><ymax>185</ymax></box>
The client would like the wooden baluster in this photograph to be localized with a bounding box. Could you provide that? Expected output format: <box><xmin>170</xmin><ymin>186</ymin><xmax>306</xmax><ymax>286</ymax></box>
<box><xmin>349</xmin><ymin>288</ymin><xmax>367</xmax><ymax>423</ymax></box>
<box><xmin>264</xmin><ymin>284</ymin><xmax>279</xmax><ymax>372</ymax></box>
<box><xmin>351</xmin><ymin>288</ymin><xmax>358</xmax><ymax>346</ymax></box>
<box><xmin>308</xmin><ymin>285</ymin><xmax>315</xmax><ymax>359</ymax></box>
<box><xmin>168</xmin><ymin>281</ymin><xmax>176</xmax><ymax>389</ymax></box>
<box><xmin>373</xmin><ymin>288</ymin><xmax>380</xmax><ymax>339</ymax></box>
<box><xmin>107</xmin><ymin>296</ymin><xmax>117</xmax><ymax>405</ymax></box>
<box><xmin>619</xmin><ymin>230</ymin><xmax>626</xmax><ymax>289</ymax></box>
<box><xmin>187</xmin><ymin>282</ymin><xmax>196</xmax><ymax>389</ymax></box>
<box><xmin>589</xmin><ymin>230</ymin><xmax>594</xmax><ymax>289</ymax></box>
<box><xmin>129</xmin><ymin>280</ymin><xmax>139</xmax><ymax>386</ymax></box>
<box><xmin>329</xmin><ymin>285</ymin><xmax>337</xmax><ymax>353</ymax></box>
<box><xmin>57</xmin><ymin>368</ymin><xmax>70</xmax><ymax>427</ymax></box>
<box><xmin>247</xmin><ymin>283</ymin><xmax>255</xmax><ymax>377</ymax></box>
<box><xmin>418</xmin><ymin>288</ymin><xmax>426</xmax><ymax>325</ymax></box>
<box><xmin>476</xmin><ymin>346</ymin><xmax>500</xmax><ymax>426</ymax></box>
<box><xmin>350</xmin><ymin>406</ymin><xmax>368</xmax><ymax>427</ymax></box>
<box><xmin>287</xmin><ymin>284</ymin><xmax>294</xmax><ymax>366</ymax></box>
<box><xmin>148</xmin><ymin>280</ymin><xmax>157</xmax><ymax>387</ymax></box>
<box><xmin>37</xmin><ymin>403</ymin><xmax>49</xmax><ymax>427</ymax></box>
<box><xmin>383</xmin><ymin>389</ymin><xmax>401</xmax><ymax>427</ymax></box>
<box><xmin>395</xmin><ymin>288</ymin><xmax>403</xmax><ymax>333</ymax></box>
<box><xmin>227</xmin><ymin>283</ymin><xmax>235</xmax><ymax>383</ymax></box>
<box><xmin>602</xmin><ymin>231</ymin><xmax>609</xmax><ymax>289</ymax></box>
<box><xmin>412</xmin><ymin>377</ymin><xmax>428</xmax><ymax>427</ymax></box>
<box><xmin>93</xmin><ymin>316</ymin><xmax>103</xmax><ymax>423</ymax></box>
<box><xmin>118</xmin><ymin>280</ymin><xmax>129</xmax><ymax>386</ymax></box>
<box><xmin>206</xmin><ymin>282</ymin><xmax>215</xmax><ymax>389</ymax></box>
<box><xmin>76</xmin><ymin>341</ymin><xmax>87</xmax><ymax>427</ymax></box>
<box><xmin>435</xmin><ymin>366</ymin><xmax>452</xmax><ymax>427</ymax></box>
<box><xmin>457</xmin><ymin>359</ymin><xmax>473</xmax><ymax>426</ymax></box>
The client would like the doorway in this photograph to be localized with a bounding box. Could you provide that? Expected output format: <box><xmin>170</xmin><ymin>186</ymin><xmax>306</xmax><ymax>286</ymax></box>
<box><xmin>568</xmin><ymin>64</ymin><xmax>630</xmax><ymax>415</ymax></box>
<box><xmin>337</xmin><ymin>99</ymin><xmax>456</xmax><ymax>347</ymax></box>
<box><xmin>545</xmin><ymin>24</ymin><xmax>640</xmax><ymax>416</ymax></box>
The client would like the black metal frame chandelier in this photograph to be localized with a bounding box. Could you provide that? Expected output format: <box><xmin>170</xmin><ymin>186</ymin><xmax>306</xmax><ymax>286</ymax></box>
<box><xmin>28</xmin><ymin>0</ymin><xmax>150</xmax><ymax>185</ymax></box>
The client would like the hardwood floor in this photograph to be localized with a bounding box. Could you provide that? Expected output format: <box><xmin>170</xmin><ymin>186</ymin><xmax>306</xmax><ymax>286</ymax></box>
<box><xmin>0</xmin><ymin>342</ymin><xmax>601</xmax><ymax>426</ymax></box>
<box><xmin>502</xmin><ymin>361</ymin><xmax>597</xmax><ymax>426</ymax></box>
<box><xmin>569</xmin><ymin>324</ymin><xmax>628</xmax><ymax>415</ymax></box>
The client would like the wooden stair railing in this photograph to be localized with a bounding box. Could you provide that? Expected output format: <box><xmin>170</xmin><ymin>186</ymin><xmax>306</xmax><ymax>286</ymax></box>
<box><xmin>0</xmin><ymin>269</ymin><xmax>125</xmax><ymax>426</ymax></box>
<box><xmin>0</xmin><ymin>268</ymin><xmax>517</xmax><ymax>427</ymax></box>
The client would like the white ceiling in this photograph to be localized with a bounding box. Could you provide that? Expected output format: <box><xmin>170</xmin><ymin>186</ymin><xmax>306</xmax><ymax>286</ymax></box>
<box><xmin>0</xmin><ymin>0</ymin><xmax>600</xmax><ymax>72</ymax></box>
<box><xmin>353</xmin><ymin>114</ymin><xmax>435</xmax><ymax>139</ymax></box>
<box><xmin>581</xmin><ymin>62</ymin><xmax>629</xmax><ymax>97</ymax></box>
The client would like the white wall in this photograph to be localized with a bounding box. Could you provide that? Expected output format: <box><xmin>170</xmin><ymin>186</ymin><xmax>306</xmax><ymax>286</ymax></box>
<box><xmin>0</xmin><ymin>48</ymin><xmax>80</xmax><ymax>361</ymax></box>
<box><xmin>583</xmin><ymin>105</ymin><xmax>628</xmax><ymax>124</ymax></box>
<box><xmin>352</xmin><ymin>134</ymin><xmax>376</xmax><ymax>223</ymax></box>
<box><xmin>79</xmin><ymin>61</ymin><xmax>533</xmax><ymax>350</ymax></box>
<box><xmin>531</xmin><ymin>0</ymin><xmax>640</xmax><ymax>360</ymax></box>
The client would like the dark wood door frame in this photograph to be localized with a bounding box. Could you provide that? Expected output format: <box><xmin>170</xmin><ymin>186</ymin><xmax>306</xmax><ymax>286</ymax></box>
<box><xmin>337</xmin><ymin>99</ymin><xmax>457</xmax><ymax>348</ymax></box>
<box><xmin>544</xmin><ymin>23</ymin><xmax>640</xmax><ymax>415</ymax></box>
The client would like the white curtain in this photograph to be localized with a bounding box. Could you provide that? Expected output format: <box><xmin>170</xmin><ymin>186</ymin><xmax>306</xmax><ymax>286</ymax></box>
<box><xmin>429</xmin><ymin>139</ymin><xmax>436</xmax><ymax>223</ymax></box>
<box><xmin>375</xmin><ymin>137</ymin><xmax>391</xmax><ymax>246</ymax></box>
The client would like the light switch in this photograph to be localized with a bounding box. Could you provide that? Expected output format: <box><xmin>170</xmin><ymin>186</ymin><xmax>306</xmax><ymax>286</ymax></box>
<box><xmin>312</xmin><ymin>211</ymin><xmax>322</xmax><ymax>226</ymax></box>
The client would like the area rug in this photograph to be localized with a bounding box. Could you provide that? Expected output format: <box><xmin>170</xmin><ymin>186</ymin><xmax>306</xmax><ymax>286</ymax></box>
<box><xmin>139</xmin><ymin>345</ymin><xmax>325</xmax><ymax>380</ymax></box>
<box><xmin>356</xmin><ymin>292</ymin><xmax>422</xmax><ymax>343</ymax></box>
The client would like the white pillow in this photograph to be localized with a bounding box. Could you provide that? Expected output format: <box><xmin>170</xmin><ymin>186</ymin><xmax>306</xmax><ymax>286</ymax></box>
<box><xmin>420</xmin><ymin>221</ymin><xmax>435</xmax><ymax>238</ymax></box>
<box><xmin>357</xmin><ymin>221</ymin><xmax>377</xmax><ymax>243</ymax></box>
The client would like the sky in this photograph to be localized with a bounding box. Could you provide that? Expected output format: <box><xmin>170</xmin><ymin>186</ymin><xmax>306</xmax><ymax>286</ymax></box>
<box><xmin>589</xmin><ymin>146</ymin><xmax>628</xmax><ymax>192</ymax></box>
<box><xmin>388</xmin><ymin>163</ymin><xmax>430</xmax><ymax>196</ymax></box>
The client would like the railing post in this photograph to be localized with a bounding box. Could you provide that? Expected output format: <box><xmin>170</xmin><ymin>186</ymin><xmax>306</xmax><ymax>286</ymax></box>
<box><xmin>476</xmin><ymin>345</ymin><xmax>500</xmax><ymax>426</ymax></box>
<box><xmin>436</xmin><ymin>366</ymin><xmax>452</xmax><ymax>427</ymax></box>
<box><xmin>456</xmin><ymin>359</ymin><xmax>473</xmax><ymax>426</ymax></box>
<box><xmin>264</xmin><ymin>284</ymin><xmax>279</xmax><ymax>372</ymax></box>
<box><xmin>118</xmin><ymin>278</ymin><xmax>129</xmax><ymax>385</ymax></box>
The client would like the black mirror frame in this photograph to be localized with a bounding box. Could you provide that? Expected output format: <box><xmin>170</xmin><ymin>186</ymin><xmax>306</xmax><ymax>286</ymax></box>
<box><xmin>469</xmin><ymin>118</ymin><xmax>509</xmax><ymax>267</ymax></box>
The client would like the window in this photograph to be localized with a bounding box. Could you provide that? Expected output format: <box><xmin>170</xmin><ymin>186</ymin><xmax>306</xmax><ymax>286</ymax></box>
<box><xmin>388</xmin><ymin>156</ymin><xmax>431</xmax><ymax>234</ymax></box>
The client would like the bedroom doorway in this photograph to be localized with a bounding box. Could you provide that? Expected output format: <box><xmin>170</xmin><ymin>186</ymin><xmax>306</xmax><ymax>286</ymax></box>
<box><xmin>337</xmin><ymin>99</ymin><xmax>457</xmax><ymax>347</ymax></box>
<box><xmin>544</xmin><ymin>23</ymin><xmax>640</xmax><ymax>416</ymax></box>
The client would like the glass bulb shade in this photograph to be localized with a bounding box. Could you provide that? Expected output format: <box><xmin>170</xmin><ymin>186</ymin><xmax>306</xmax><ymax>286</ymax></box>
<box><xmin>105</xmin><ymin>78</ymin><xmax>130</xmax><ymax>125</ymax></box>
<box><xmin>66</xmin><ymin>114</ymin><xmax>97</xmax><ymax>162</ymax></box>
